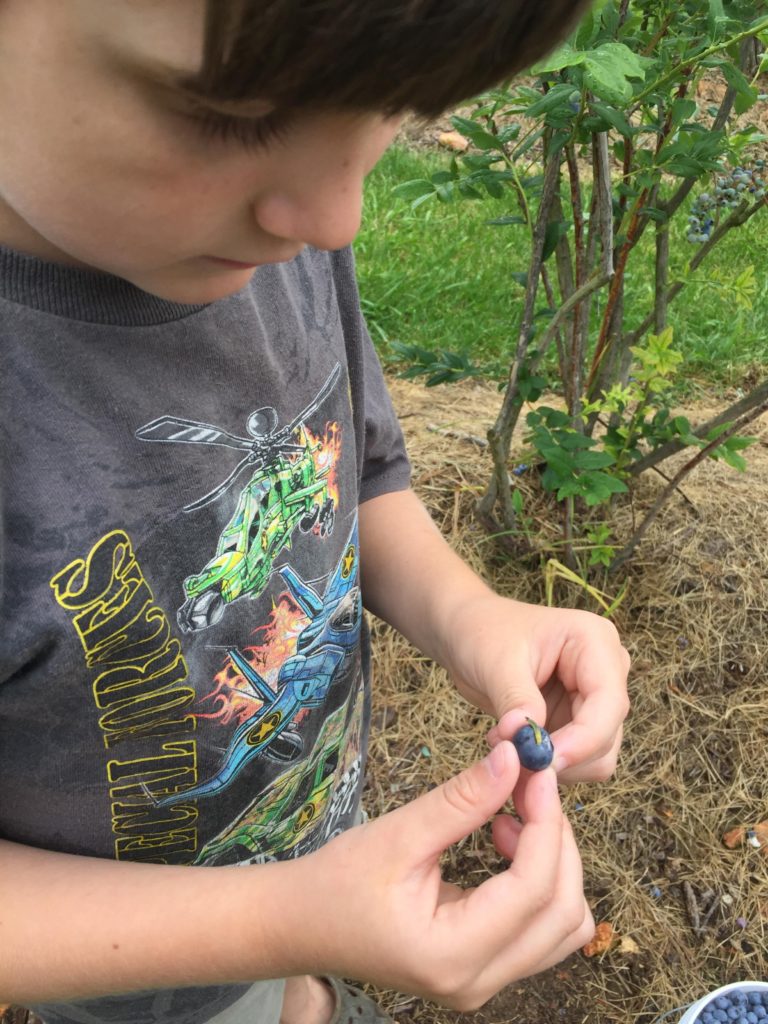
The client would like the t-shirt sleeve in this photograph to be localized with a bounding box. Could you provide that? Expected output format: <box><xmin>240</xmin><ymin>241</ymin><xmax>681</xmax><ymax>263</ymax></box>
<box><xmin>330</xmin><ymin>247</ymin><xmax>412</xmax><ymax>505</ymax></box>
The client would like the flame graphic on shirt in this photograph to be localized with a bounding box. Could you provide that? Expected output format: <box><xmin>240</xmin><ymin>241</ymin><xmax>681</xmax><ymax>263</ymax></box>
<box><xmin>301</xmin><ymin>421</ymin><xmax>342</xmax><ymax>512</ymax></box>
<box><xmin>197</xmin><ymin>599</ymin><xmax>308</xmax><ymax>726</ymax></box>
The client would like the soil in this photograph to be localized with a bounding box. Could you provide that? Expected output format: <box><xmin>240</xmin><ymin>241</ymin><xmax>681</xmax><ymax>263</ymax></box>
<box><xmin>361</xmin><ymin>376</ymin><xmax>768</xmax><ymax>1024</ymax></box>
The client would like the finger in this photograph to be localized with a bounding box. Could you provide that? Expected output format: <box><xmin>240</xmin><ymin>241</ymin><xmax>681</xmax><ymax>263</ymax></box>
<box><xmin>392</xmin><ymin>741</ymin><xmax>521</xmax><ymax>864</ymax></box>
<box><xmin>481</xmin><ymin>818</ymin><xmax>593</xmax><ymax>991</ymax></box>
<box><xmin>461</xmin><ymin>769</ymin><xmax>565</xmax><ymax>952</ymax></box>
<box><xmin>556</xmin><ymin>723</ymin><xmax>623</xmax><ymax>785</ymax></box>
<box><xmin>491</xmin><ymin>813</ymin><xmax>523</xmax><ymax>861</ymax></box>
<box><xmin>486</xmin><ymin>700</ymin><xmax>548</xmax><ymax>750</ymax></box>
<box><xmin>483</xmin><ymin>645</ymin><xmax>550</xmax><ymax>745</ymax></box>
<box><xmin>551</xmin><ymin>695</ymin><xmax>628</xmax><ymax>775</ymax></box>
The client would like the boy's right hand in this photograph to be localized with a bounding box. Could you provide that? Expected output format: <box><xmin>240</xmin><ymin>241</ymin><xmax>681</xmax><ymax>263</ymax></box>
<box><xmin>285</xmin><ymin>740</ymin><xmax>594</xmax><ymax>1012</ymax></box>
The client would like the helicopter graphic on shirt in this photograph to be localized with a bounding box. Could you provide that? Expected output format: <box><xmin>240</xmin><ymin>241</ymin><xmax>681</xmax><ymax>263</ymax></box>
<box><xmin>135</xmin><ymin>364</ymin><xmax>341</xmax><ymax>632</ymax></box>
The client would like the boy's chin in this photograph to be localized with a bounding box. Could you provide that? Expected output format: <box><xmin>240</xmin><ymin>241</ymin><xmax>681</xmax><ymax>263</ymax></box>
<box><xmin>127</xmin><ymin>265</ymin><xmax>259</xmax><ymax>305</ymax></box>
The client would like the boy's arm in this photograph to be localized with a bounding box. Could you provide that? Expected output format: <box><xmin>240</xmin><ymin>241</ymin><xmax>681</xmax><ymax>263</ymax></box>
<box><xmin>358</xmin><ymin>488</ymin><xmax>630</xmax><ymax>784</ymax></box>
<box><xmin>1</xmin><ymin>744</ymin><xmax>593</xmax><ymax>1012</ymax></box>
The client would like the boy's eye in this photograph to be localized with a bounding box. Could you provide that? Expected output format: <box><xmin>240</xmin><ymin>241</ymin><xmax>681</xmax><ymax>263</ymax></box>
<box><xmin>187</xmin><ymin>109</ymin><xmax>291</xmax><ymax>151</ymax></box>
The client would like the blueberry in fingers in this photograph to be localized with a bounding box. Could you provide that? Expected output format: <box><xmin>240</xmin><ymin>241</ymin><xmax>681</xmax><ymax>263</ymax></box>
<box><xmin>512</xmin><ymin>718</ymin><xmax>554</xmax><ymax>771</ymax></box>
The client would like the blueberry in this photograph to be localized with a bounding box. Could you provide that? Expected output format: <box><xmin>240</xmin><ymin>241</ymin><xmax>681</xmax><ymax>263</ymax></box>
<box><xmin>512</xmin><ymin>719</ymin><xmax>554</xmax><ymax>771</ymax></box>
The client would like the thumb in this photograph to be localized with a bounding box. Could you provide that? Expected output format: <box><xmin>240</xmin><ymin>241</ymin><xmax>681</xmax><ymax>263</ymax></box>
<box><xmin>485</xmin><ymin>661</ymin><xmax>548</xmax><ymax>747</ymax></box>
<box><xmin>399</xmin><ymin>741</ymin><xmax>521</xmax><ymax>862</ymax></box>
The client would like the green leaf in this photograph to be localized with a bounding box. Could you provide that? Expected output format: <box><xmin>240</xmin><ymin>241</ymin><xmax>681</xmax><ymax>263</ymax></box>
<box><xmin>589</xmin><ymin>101</ymin><xmax>635</xmax><ymax>137</ymax></box>
<box><xmin>512</xmin><ymin>488</ymin><xmax>524</xmax><ymax>516</ymax></box>
<box><xmin>574</xmin><ymin>9</ymin><xmax>598</xmax><ymax>50</ymax></box>
<box><xmin>542</xmin><ymin>220</ymin><xmax>571</xmax><ymax>262</ymax></box>
<box><xmin>524</xmin><ymin>83</ymin><xmax>578</xmax><ymax>118</ymax></box>
<box><xmin>638</xmin><ymin>206</ymin><xmax>669</xmax><ymax>223</ymax></box>
<box><xmin>392</xmin><ymin>178</ymin><xmax>434</xmax><ymax>202</ymax></box>
<box><xmin>426</xmin><ymin>368</ymin><xmax>456</xmax><ymax>386</ymax></box>
<box><xmin>708</xmin><ymin>0</ymin><xmax>728</xmax><ymax>37</ymax></box>
<box><xmin>486</xmin><ymin>215</ymin><xmax>526</xmax><ymax>227</ymax></box>
<box><xmin>557</xmin><ymin>431</ymin><xmax>596</xmax><ymax>451</ymax></box>
<box><xmin>670</xmin><ymin>98</ymin><xmax>698</xmax><ymax>128</ymax></box>
<box><xmin>450</xmin><ymin>115</ymin><xmax>506</xmax><ymax>152</ymax></box>
<box><xmin>482</xmin><ymin>177</ymin><xmax>505</xmax><ymax>199</ymax></box>
<box><xmin>580</xmin><ymin>472</ymin><xmax>629</xmax><ymax>504</ymax></box>
<box><xmin>582</xmin><ymin>42</ymin><xmax>650</xmax><ymax>105</ymax></box>
<box><xmin>531</xmin><ymin>43</ymin><xmax>586</xmax><ymax>74</ymax></box>
<box><xmin>724</xmin><ymin>436</ymin><xmax>757</xmax><ymax>452</ymax></box>
<box><xmin>572</xmin><ymin>449</ymin><xmax>616</xmax><ymax>470</ymax></box>
<box><xmin>457</xmin><ymin>181</ymin><xmax>483</xmax><ymax>199</ymax></box>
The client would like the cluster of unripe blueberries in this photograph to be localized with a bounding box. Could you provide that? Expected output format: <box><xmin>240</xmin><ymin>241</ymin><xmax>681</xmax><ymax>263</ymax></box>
<box><xmin>693</xmin><ymin>989</ymin><xmax>768</xmax><ymax>1024</ymax></box>
<box><xmin>686</xmin><ymin>160</ymin><xmax>767</xmax><ymax>244</ymax></box>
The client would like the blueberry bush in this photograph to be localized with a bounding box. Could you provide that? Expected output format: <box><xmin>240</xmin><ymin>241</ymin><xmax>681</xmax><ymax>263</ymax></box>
<box><xmin>393</xmin><ymin>0</ymin><xmax>768</xmax><ymax>574</ymax></box>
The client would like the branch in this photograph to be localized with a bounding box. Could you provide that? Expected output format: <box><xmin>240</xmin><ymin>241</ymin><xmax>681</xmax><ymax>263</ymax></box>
<box><xmin>633</xmin><ymin>17</ymin><xmax>768</xmax><ymax>105</ymax></box>
<box><xmin>536</xmin><ymin>270</ymin><xmax>613</xmax><ymax>361</ymax></box>
<box><xmin>654</xmin><ymin>211</ymin><xmax>669</xmax><ymax>334</ymax></box>
<box><xmin>595</xmin><ymin>132</ymin><xmax>615</xmax><ymax>280</ymax></box>
<box><xmin>629</xmin><ymin>377</ymin><xmax>768</xmax><ymax>477</ymax></box>
<box><xmin>610</xmin><ymin>397</ymin><xmax>768</xmax><ymax>571</ymax></box>
<box><xmin>478</xmin><ymin>140</ymin><xmax>563</xmax><ymax>526</ymax></box>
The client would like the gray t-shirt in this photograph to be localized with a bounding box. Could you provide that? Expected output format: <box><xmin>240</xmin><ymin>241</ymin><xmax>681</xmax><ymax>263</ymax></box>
<box><xmin>0</xmin><ymin>243</ymin><xmax>410</xmax><ymax>1024</ymax></box>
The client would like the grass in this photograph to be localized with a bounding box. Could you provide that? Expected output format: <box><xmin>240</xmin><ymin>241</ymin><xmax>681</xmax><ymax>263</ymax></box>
<box><xmin>356</xmin><ymin>145</ymin><xmax>768</xmax><ymax>393</ymax></box>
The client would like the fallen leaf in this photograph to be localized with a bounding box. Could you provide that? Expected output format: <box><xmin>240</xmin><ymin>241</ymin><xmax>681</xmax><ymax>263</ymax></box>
<box><xmin>582</xmin><ymin>921</ymin><xmax>618</xmax><ymax>957</ymax></box>
<box><xmin>437</xmin><ymin>130</ymin><xmax>469</xmax><ymax>152</ymax></box>
<box><xmin>618</xmin><ymin>936</ymin><xmax>640</xmax><ymax>955</ymax></box>
<box><xmin>723</xmin><ymin>826</ymin><xmax>746</xmax><ymax>849</ymax></box>
<box><xmin>722</xmin><ymin>820</ymin><xmax>768</xmax><ymax>850</ymax></box>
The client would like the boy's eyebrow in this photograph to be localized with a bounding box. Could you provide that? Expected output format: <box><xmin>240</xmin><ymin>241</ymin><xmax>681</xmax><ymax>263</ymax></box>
<box><xmin>131</xmin><ymin>54</ymin><xmax>276</xmax><ymax>118</ymax></box>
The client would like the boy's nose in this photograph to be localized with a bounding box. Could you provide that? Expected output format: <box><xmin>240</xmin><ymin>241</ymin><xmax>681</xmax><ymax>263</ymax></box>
<box><xmin>252</xmin><ymin>172</ymin><xmax>364</xmax><ymax>253</ymax></box>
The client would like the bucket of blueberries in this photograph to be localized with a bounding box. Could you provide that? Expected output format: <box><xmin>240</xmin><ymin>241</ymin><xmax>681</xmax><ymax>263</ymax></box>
<box><xmin>677</xmin><ymin>982</ymin><xmax>768</xmax><ymax>1024</ymax></box>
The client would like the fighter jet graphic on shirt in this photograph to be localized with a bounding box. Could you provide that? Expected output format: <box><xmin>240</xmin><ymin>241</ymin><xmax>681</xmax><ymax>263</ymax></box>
<box><xmin>159</xmin><ymin>522</ymin><xmax>361</xmax><ymax>805</ymax></box>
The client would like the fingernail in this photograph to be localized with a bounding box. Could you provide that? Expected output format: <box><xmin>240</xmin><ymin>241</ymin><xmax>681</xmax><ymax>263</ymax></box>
<box><xmin>485</xmin><ymin>741</ymin><xmax>509</xmax><ymax>778</ymax></box>
<box><xmin>553</xmin><ymin>754</ymin><xmax>568</xmax><ymax>774</ymax></box>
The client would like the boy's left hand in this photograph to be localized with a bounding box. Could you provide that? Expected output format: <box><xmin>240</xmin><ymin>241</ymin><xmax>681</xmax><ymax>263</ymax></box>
<box><xmin>359</xmin><ymin>490</ymin><xmax>629</xmax><ymax>787</ymax></box>
<box><xmin>442</xmin><ymin>593</ymin><xmax>630</xmax><ymax>785</ymax></box>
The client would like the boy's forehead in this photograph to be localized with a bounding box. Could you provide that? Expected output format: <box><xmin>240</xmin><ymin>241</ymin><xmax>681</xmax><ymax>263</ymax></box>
<box><xmin>81</xmin><ymin>0</ymin><xmax>206</xmax><ymax>84</ymax></box>
<box><xmin>86</xmin><ymin>0</ymin><xmax>276</xmax><ymax>117</ymax></box>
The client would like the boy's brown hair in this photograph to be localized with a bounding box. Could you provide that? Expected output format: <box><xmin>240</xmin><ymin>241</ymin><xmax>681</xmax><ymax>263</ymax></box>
<box><xmin>191</xmin><ymin>0</ymin><xmax>590</xmax><ymax>118</ymax></box>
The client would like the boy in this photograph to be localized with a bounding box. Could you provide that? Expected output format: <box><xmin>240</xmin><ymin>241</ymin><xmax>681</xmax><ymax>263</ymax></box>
<box><xmin>0</xmin><ymin>3</ymin><xmax>630</xmax><ymax>1024</ymax></box>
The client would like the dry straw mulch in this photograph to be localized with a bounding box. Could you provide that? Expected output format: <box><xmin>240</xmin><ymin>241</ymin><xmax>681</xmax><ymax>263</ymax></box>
<box><xmin>364</xmin><ymin>376</ymin><xmax>768</xmax><ymax>1024</ymax></box>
